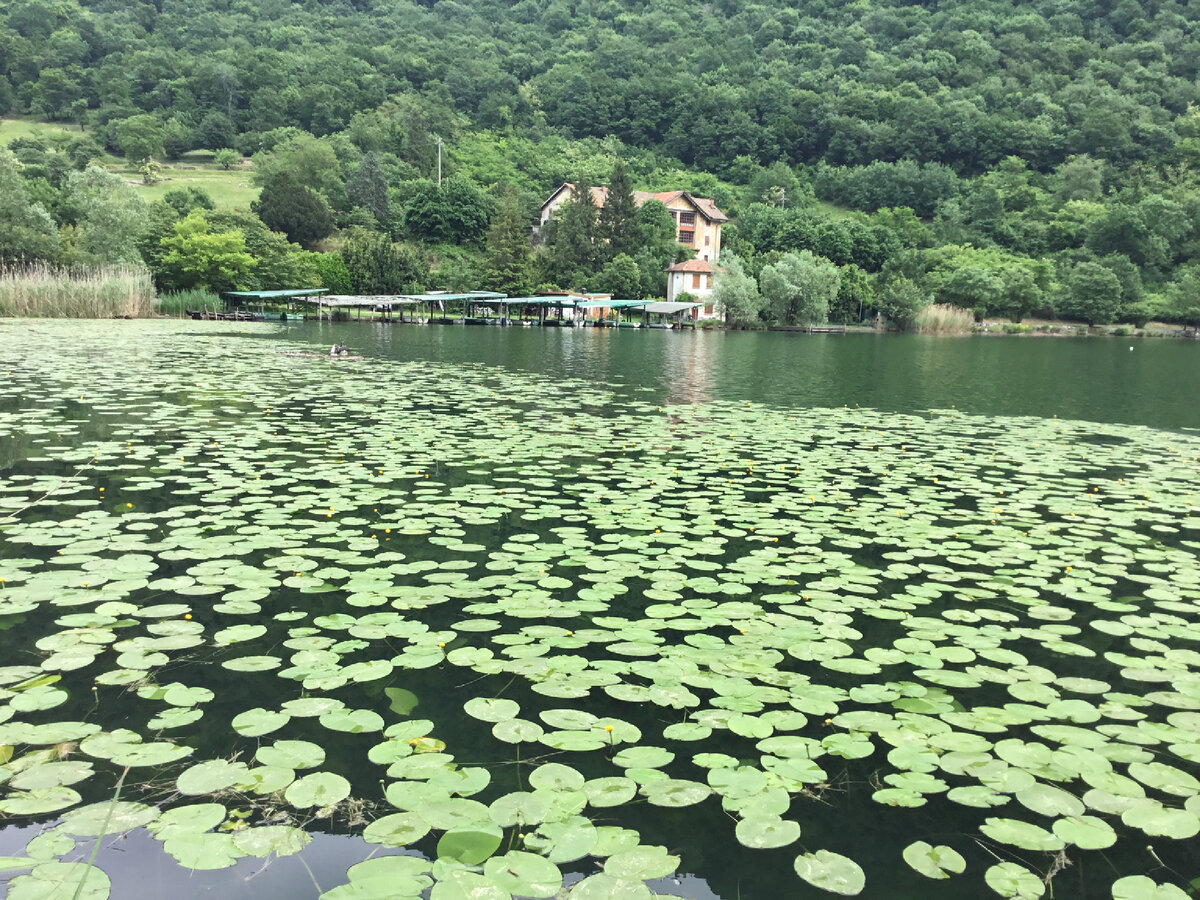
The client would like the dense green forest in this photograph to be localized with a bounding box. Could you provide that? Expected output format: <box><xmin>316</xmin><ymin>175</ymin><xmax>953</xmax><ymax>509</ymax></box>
<box><xmin>2</xmin><ymin>0</ymin><xmax>1200</xmax><ymax>326</ymax></box>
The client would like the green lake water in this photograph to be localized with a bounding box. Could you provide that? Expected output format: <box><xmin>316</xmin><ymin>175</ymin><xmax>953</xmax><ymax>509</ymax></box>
<box><xmin>0</xmin><ymin>320</ymin><xmax>1198</xmax><ymax>900</ymax></box>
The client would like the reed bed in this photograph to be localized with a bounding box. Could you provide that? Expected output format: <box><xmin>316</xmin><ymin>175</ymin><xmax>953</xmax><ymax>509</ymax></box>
<box><xmin>0</xmin><ymin>263</ymin><xmax>156</xmax><ymax>318</ymax></box>
<box><xmin>156</xmin><ymin>288</ymin><xmax>219</xmax><ymax>316</ymax></box>
<box><xmin>916</xmin><ymin>303</ymin><xmax>975</xmax><ymax>334</ymax></box>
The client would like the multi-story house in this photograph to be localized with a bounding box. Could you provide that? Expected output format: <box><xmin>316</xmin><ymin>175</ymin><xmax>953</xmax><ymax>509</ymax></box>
<box><xmin>539</xmin><ymin>184</ymin><xmax>728</xmax><ymax>319</ymax></box>
<box><xmin>539</xmin><ymin>185</ymin><xmax>727</xmax><ymax>263</ymax></box>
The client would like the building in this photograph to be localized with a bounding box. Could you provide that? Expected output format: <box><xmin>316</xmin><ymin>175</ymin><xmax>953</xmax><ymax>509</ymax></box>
<box><xmin>539</xmin><ymin>184</ymin><xmax>728</xmax><ymax>263</ymax></box>
<box><xmin>665</xmin><ymin>258</ymin><xmax>722</xmax><ymax>320</ymax></box>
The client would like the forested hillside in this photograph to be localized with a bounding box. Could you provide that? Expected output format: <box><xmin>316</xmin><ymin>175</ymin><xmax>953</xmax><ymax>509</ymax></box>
<box><xmin>3</xmin><ymin>0</ymin><xmax>1200</xmax><ymax>325</ymax></box>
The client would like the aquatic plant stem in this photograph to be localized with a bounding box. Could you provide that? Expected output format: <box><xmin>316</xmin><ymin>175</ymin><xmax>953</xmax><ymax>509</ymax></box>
<box><xmin>72</xmin><ymin>765</ymin><xmax>129</xmax><ymax>900</ymax></box>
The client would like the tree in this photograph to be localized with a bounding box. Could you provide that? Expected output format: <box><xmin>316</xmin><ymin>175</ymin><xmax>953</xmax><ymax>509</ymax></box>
<box><xmin>403</xmin><ymin>175</ymin><xmax>492</xmax><ymax>244</ymax></box>
<box><xmin>163</xmin><ymin>188</ymin><xmax>215</xmax><ymax>217</ymax></box>
<box><xmin>595</xmin><ymin>253</ymin><xmax>642</xmax><ymax>299</ymax></box>
<box><xmin>116</xmin><ymin>114</ymin><xmax>165</xmax><ymax>163</ymax></box>
<box><xmin>875</xmin><ymin>277</ymin><xmax>928</xmax><ymax>331</ymax></box>
<box><xmin>832</xmin><ymin>264</ymin><xmax>875</xmax><ymax>323</ymax></box>
<box><xmin>340</xmin><ymin>228</ymin><xmax>425</xmax><ymax>294</ymax></box>
<box><xmin>710</xmin><ymin>253</ymin><xmax>762</xmax><ymax>324</ymax></box>
<box><xmin>158</xmin><ymin>210</ymin><xmax>255</xmax><ymax>292</ymax></box>
<box><xmin>252</xmin><ymin>133</ymin><xmax>345</xmax><ymax>208</ymax></box>
<box><xmin>547</xmin><ymin>178</ymin><xmax>599</xmax><ymax>288</ymax></box>
<box><xmin>346</xmin><ymin>152</ymin><xmax>389</xmax><ymax>224</ymax></box>
<box><xmin>253</xmin><ymin>171</ymin><xmax>333</xmax><ymax>249</ymax></box>
<box><xmin>599</xmin><ymin>160</ymin><xmax>640</xmax><ymax>260</ymax></box>
<box><xmin>481</xmin><ymin>186</ymin><xmax>533</xmax><ymax>296</ymax></box>
<box><xmin>0</xmin><ymin>149</ymin><xmax>59</xmax><ymax>263</ymax></box>
<box><xmin>759</xmin><ymin>250</ymin><xmax>841</xmax><ymax>324</ymax></box>
<box><xmin>213</xmin><ymin>148</ymin><xmax>238</xmax><ymax>170</ymax></box>
<box><xmin>1056</xmin><ymin>261</ymin><xmax>1121</xmax><ymax>326</ymax></box>
<box><xmin>1165</xmin><ymin>266</ymin><xmax>1200</xmax><ymax>329</ymax></box>
<box><xmin>64</xmin><ymin>165</ymin><xmax>147</xmax><ymax>265</ymax></box>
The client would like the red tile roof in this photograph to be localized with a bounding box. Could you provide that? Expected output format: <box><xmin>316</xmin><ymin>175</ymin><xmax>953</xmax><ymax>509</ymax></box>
<box><xmin>544</xmin><ymin>184</ymin><xmax>727</xmax><ymax>223</ymax></box>
<box><xmin>666</xmin><ymin>259</ymin><xmax>715</xmax><ymax>273</ymax></box>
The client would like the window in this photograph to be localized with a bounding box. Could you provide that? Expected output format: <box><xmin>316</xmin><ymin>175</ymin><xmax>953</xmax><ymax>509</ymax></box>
<box><xmin>679</xmin><ymin>211</ymin><xmax>695</xmax><ymax>226</ymax></box>
<box><xmin>705</xmin><ymin>235</ymin><xmax>710</xmax><ymax>246</ymax></box>
<box><xmin>679</xmin><ymin>230</ymin><xmax>695</xmax><ymax>245</ymax></box>
<box><xmin>691</xmin><ymin>273</ymin><xmax>701</xmax><ymax>290</ymax></box>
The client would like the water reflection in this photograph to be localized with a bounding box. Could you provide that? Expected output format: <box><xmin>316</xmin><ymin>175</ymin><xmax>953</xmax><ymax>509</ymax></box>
<box><xmin>289</xmin><ymin>324</ymin><xmax>1199</xmax><ymax>431</ymax></box>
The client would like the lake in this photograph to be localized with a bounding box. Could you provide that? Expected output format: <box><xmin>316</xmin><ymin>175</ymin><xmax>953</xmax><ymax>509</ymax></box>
<box><xmin>0</xmin><ymin>319</ymin><xmax>1198</xmax><ymax>900</ymax></box>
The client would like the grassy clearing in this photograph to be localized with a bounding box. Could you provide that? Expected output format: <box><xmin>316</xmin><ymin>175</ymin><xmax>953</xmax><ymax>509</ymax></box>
<box><xmin>916</xmin><ymin>303</ymin><xmax>975</xmax><ymax>334</ymax></box>
<box><xmin>127</xmin><ymin>161</ymin><xmax>259</xmax><ymax>208</ymax></box>
<box><xmin>0</xmin><ymin>264</ymin><xmax>155</xmax><ymax>318</ymax></box>
<box><xmin>0</xmin><ymin>116</ymin><xmax>79</xmax><ymax>145</ymax></box>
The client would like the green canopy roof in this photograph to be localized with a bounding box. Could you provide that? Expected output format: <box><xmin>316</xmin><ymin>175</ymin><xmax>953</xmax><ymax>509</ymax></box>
<box><xmin>575</xmin><ymin>299</ymin><xmax>651</xmax><ymax>310</ymax></box>
<box><xmin>225</xmin><ymin>289</ymin><xmax>327</xmax><ymax>299</ymax></box>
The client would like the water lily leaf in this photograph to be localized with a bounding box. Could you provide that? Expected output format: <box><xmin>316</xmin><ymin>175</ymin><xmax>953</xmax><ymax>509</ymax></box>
<box><xmin>1120</xmin><ymin>800</ymin><xmax>1200</xmax><ymax>839</ymax></box>
<box><xmin>7</xmin><ymin>862</ymin><xmax>109</xmax><ymax>900</ymax></box>
<box><xmin>735</xmin><ymin>815</ymin><xmax>801</xmax><ymax>849</ymax></box>
<box><xmin>176</xmin><ymin>759</ymin><xmax>249</xmax><ymax>795</ymax></box>
<box><xmin>793</xmin><ymin>850</ymin><xmax>865</xmax><ymax>896</ymax></box>
<box><xmin>147</xmin><ymin>803</ymin><xmax>226</xmax><ymax>841</ymax></box>
<box><xmin>1052</xmin><ymin>815</ymin><xmax>1116</xmax><ymax>849</ymax></box>
<box><xmin>430</xmin><ymin>870</ymin><xmax>512</xmax><ymax>900</ymax></box>
<box><xmin>902</xmin><ymin>841</ymin><xmax>965</xmax><ymax>879</ymax></box>
<box><xmin>1110</xmin><ymin>875</ymin><xmax>1190</xmax><ymax>899</ymax></box>
<box><xmin>980</xmin><ymin>818</ymin><xmax>1064</xmax><ymax>852</ymax></box>
<box><xmin>482</xmin><ymin>851</ymin><xmax>562</xmax><ymax>898</ymax></box>
<box><xmin>526</xmin><ymin>818</ymin><xmax>598</xmax><ymax>863</ymax></box>
<box><xmin>285</xmin><ymin>771</ymin><xmax>352</xmax><ymax>808</ymax></box>
<box><xmin>604</xmin><ymin>844</ymin><xmax>680</xmax><ymax>880</ymax></box>
<box><xmin>583</xmin><ymin>777</ymin><xmax>637</xmax><ymax>808</ymax></box>
<box><xmin>385</xmin><ymin>687</ymin><xmax>419</xmax><ymax>715</ymax></box>
<box><xmin>60</xmin><ymin>800</ymin><xmax>159</xmax><ymax>835</ymax></box>
<box><xmin>320</xmin><ymin>708</ymin><xmax>385</xmax><ymax>733</ymax></box>
<box><xmin>232</xmin><ymin>825</ymin><xmax>311</xmax><ymax>858</ymax></box>
<box><xmin>363</xmin><ymin>811</ymin><xmax>431</xmax><ymax>846</ymax></box>
<box><xmin>256</xmin><ymin>740</ymin><xmax>325</xmax><ymax>770</ymax></box>
<box><xmin>437</xmin><ymin>824</ymin><xmax>503</xmax><ymax>865</ymax></box>
<box><xmin>464</xmin><ymin>697</ymin><xmax>519</xmax><ymax>723</ymax></box>
<box><xmin>232</xmin><ymin>708</ymin><xmax>289</xmax><ymax>737</ymax></box>
<box><xmin>984</xmin><ymin>862</ymin><xmax>1045</xmax><ymax>898</ymax></box>
<box><xmin>642</xmin><ymin>778</ymin><xmax>711</xmax><ymax>808</ymax></box>
<box><xmin>164</xmin><ymin>832</ymin><xmax>244</xmax><ymax>870</ymax></box>
<box><xmin>493</xmin><ymin>718</ymin><xmax>542</xmax><ymax>743</ymax></box>
<box><xmin>528</xmin><ymin>762</ymin><xmax>584</xmax><ymax>792</ymax></box>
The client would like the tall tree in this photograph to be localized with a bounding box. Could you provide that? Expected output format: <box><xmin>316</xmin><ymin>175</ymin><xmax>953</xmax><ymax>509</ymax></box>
<box><xmin>158</xmin><ymin>211</ymin><xmax>255</xmax><ymax>292</ymax></box>
<box><xmin>253</xmin><ymin>171</ymin><xmax>333</xmax><ymax>249</ymax></box>
<box><xmin>346</xmin><ymin>152</ymin><xmax>389</xmax><ymax>224</ymax></box>
<box><xmin>0</xmin><ymin>149</ymin><xmax>60</xmax><ymax>263</ymax></box>
<box><xmin>403</xmin><ymin>176</ymin><xmax>492</xmax><ymax>245</ymax></box>
<box><xmin>481</xmin><ymin>186</ymin><xmax>533</xmax><ymax>296</ymax></box>
<box><xmin>599</xmin><ymin>160</ymin><xmax>639</xmax><ymax>260</ymax></box>
<box><xmin>64</xmin><ymin>165</ymin><xmax>147</xmax><ymax>265</ymax></box>
<box><xmin>710</xmin><ymin>253</ymin><xmax>762</xmax><ymax>324</ymax></box>
<box><xmin>340</xmin><ymin>228</ymin><xmax>425</xmax><ymax>294</ymax></box>
<box><xmin>548</xmin><ymin>178</ymin><xmax>599</xmax><ymax>288</ymax></box>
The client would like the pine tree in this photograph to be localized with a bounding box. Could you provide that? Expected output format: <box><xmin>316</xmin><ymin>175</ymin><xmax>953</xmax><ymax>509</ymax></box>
<box><xmin>346</xmin><ymin>151</ymin><xmax>389</xmax><ymax>224</ymax></box>
<box><xmin>599</xmin><ymin>160</ymin><xmax>639</xmax><ymax>261</ymax></box>
<box><xmin>548</xmin><ymin>178</ymin><xmax>598</xmax><ymax>289</ymax></box>
<box><xmin>482</xmin><ymin>186</ymin><xmax>533</xmax><ymax>296</ymax></box>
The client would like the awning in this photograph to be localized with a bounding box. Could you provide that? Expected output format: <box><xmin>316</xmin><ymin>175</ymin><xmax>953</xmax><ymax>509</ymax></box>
<box><xmin>643</xmin><ymin>302</ymin><xmax>703</xmax><ymax>314</ymax></box>
<box><xmin>225</xmin><ymin>289</ymin><xmax>327</xmax><ymax>300</ymax></box>
<box><xmin>575</xmin><ymin>300</ymin><xmax>651</xmax><ymax>310</ymax></box>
